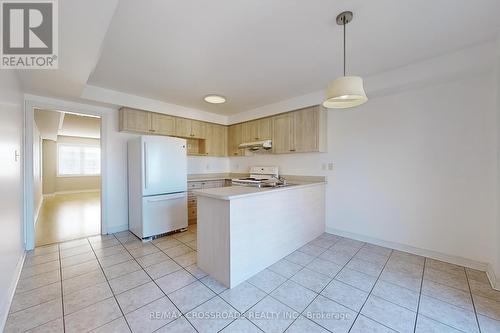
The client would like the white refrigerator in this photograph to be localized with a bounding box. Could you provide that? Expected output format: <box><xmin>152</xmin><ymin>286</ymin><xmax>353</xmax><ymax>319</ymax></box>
<box><xmin>128</xmin><ymin>135</ymin><xmax>188</xmax><ymax>239</ymax></box>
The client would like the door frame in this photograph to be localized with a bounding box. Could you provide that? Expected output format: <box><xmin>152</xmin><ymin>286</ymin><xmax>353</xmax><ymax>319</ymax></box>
<box><xmin>23</xmin><ymin>94</ymin><xmax>111</xmax><ymax>250</ymax></box>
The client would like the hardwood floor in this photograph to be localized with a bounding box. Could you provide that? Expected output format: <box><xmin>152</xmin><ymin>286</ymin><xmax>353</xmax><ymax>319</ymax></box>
<box><xmin>35</xmin><ymin>191</ymin><xmax>101</xmax><ymax>246</ymax></box>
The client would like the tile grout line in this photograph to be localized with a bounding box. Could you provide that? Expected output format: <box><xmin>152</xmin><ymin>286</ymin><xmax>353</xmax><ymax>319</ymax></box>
<box><xmin>465</xmin><ymin>268</ymin><xmax>483</xmax><ymax>333</ymax></box>
<box><xmin>87</xmin><ymin>235</ymin><xmax>134</xmax><ymax>333</ymax></box>
<box><xmin>120</xmin><ymin>232</ymin><xmax>203</xmax><ymax>333</ymax></box>
<box><xmin>344</xmin><ymin>248</ymin><xmax>394</xmax><ymax>333</ymax></box>
<box><xmin>412</xmin><ymin>257</ymin><xmax>426</xmax><ymax>333</ymax></box>
<box><xmin>296</xmin><ymin>238</ymin><xmax>370</xmax><ymax>332</ymax></box>
<box><xmin>14</xmin><ymin>245</ymin><xmax>65</xmax><ymax>333</ymax></box>
<box><xmin>419</xmin><ymin>264</ymin><xmax>485</xmax><ymax>332</ymax></box>
<box><xmin>243</xmin><ymin>237</ymin><xmax>342</xmax><ymax>331</ymax></box>
<box><xmin>18</xmin><ymin>230</ymin><xmax>499</xmax><ymax>333</ymax></box>
<box><xmin>249</xmin><ymin>236</ymin><xmax>359</xmax><ymax>333</ymax></box>
<box><xmin>58</xmin><ymin>243</ymin><xmax>66</xmax><ymax>333</ymax></box>
<box><xmin>151</xmin><ymin>230</ymin><xmax>251</xmax><ymax>333</ymax></box>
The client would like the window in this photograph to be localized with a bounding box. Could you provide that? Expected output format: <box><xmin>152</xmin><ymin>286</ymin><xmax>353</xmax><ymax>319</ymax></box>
<box><xmin>57</xmin><ymin>144</ymin><xmax>100</xmax><ymax>176</ymax></box>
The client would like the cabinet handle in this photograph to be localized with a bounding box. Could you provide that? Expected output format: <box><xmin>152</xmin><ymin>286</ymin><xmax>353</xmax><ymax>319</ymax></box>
<box><xmin>149</xmin><ymin>129</ymin><xmax>155</xmax><ymax>132</ymax></box>
<box><xmin>290</xmin><ymin>149</ymin><xmax>296</xmax><ymax>152</ymax></box>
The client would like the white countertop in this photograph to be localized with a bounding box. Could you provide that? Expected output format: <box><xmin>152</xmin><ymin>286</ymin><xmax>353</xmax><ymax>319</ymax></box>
<box><xmin>193</xmin><ymin>181</ymin><xmax>325</xmax><ymax>200</ymax></box>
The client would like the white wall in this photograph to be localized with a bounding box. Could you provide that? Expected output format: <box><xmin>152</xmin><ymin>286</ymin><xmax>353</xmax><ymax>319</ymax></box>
<box><xmin>187</xmin><ymin>156</ymin><xmax>230</xmax><ymax>174</ymax></box>
<box><xmin>0</xmin><ymin>71</ymin><xmax>24</xmax><ymax>329</ymax></box>
<box><xmin>42</xmin><ymin>136</ymin><xmax>101</xmax><ymax>194</ymax></box>
<box><xmin>230</xmin><ymin>71</ymin><xmax>499</xmax><ymax>278</ymax></box>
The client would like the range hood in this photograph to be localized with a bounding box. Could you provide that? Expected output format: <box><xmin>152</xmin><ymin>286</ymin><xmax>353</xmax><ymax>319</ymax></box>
<box><xmin>238</xmin><ymin>140</ymin><xmax>272</xmax><ymax>151</ymax></box>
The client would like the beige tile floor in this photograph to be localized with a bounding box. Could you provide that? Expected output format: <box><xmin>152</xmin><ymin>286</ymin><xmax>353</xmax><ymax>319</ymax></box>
<box><xmin>35</xmin><ymin>192</ymin><xmax>101</xmax><ymax>247</ymax></box>
<box><xmin>6</xmin><ymin>225</ymin><xmax>500</xmax><ymax>332</ymax></box>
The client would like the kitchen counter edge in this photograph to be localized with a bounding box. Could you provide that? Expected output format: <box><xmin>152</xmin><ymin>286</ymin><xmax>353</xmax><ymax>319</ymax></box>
<box><xmin>193</xmin><ymin>181</ymin><xmax>326</xmax><ymax>201</ymax></box>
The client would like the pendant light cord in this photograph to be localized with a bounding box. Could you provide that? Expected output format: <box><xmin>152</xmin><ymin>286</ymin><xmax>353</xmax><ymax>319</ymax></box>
<box><xmin>343</xmin><ymin>16</ymin><xmax>346</xmax><ymax>76</ymax></box>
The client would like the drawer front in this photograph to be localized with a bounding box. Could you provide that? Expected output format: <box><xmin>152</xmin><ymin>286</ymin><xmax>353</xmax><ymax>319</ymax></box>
<box><xmin>188</xmin><ymin>198</ymin><xmax>197</xmax><ymax>206</ymax></box>
<box><xmin>201</xmin><ymin>180</ymin><xmax>225</xmax><ymax>188</ymax></box>
<box><xmin>188</xmin><ymin>182</ymin><xmax>203</xmax><ymax>189</ymax></box>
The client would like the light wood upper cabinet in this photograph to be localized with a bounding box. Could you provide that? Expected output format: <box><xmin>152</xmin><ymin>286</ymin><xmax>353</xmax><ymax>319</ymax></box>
<box><xmin>175</xmin><ymin>118</ymin><xmax>207</xmax><ymax>139</ymax></box>
<box><xmin>191</xmin><ymin>120</ymin><xmax>206</xmax><ymax>139</ymax></box>
<box><xmin>293</xmin><ymin>106</ymin><xmax>320</xmax><ymax>153</ymax></box>
<box><xmin>242</xmin><ymin>120</ymin><xmax>259</xmax><ymax>142</ymax></box>
<box><xmin>228</xmin><ymin>124</ymin><xmax>244</xmax><ymax>156</ymax></box>
<box><xmin>152</xmin><ymin>113</ymin><xmax>176</xmax><ymax>135</ymax></box>
<box><xmin>258</xmin><ymin>118</ymin><xmax>272</xmax><ymax>140</ymax></box>
<box><xmin>241</xmin><ymin>117</ymin><xmax>272</xmax><ymax>142</ymax></box>
<box><xmin>175</xmin><ymin>118</ymin><xmax>192</xmax><ymax>138</ymax></box>
<box><xmin>206</xmin><ymin>123</ymin><xmax>227</xmax><ymax>156</ymax></box>
<box><xmin>119</xmin><ymin>105</ymin><xmax>325</xmax><ymax>156</ymax></box>
<box><xmin>119</xmin><ymin>108</ymin><xmax>152</xmax><ymax>133</ymax></box>
<box><xmin>272</xmin><ymin>113</ymin><xmax>294</xmax><ymax>153</ymax></box>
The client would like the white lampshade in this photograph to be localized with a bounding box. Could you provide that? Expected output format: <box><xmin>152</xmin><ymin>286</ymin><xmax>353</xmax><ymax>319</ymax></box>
<box><xmin>323</xmin><ymin>76</ymin><xmax>368</xmax><ymax>109</ymax></box>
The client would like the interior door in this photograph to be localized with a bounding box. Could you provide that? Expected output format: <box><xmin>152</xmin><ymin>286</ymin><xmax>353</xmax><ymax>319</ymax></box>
<box><xmin>143</xmin><ymin>136</ymin><xmax>187</xmax><ymax>196</ymax></box>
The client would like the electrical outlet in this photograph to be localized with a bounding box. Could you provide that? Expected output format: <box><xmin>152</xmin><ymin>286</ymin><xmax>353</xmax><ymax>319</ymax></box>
<box><xmin>328</xmin><ymin>162</ymin><xmax>334</xmax><ymax>171</ymax></box>
<box><xmin>206</xmin><ymin>163</ymin><xmax>210</xmax><ymax>170</ymax></box>
<box><xmin>321</xmin><ymin>163</ymin><xmax>326</xmax><ymax>171</ymax></box>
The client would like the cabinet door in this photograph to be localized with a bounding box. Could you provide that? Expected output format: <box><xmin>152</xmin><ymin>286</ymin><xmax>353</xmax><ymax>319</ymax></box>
<box><xmin>242</xmin><ymin>120</ymin><xmax>259</xmax><ymax>142</ymax></box>
<box><xmin>152</xmin><ymin>113</ymin><xmax>176</xmax><ymax>136</ymax></box>
<box><xmin>293</xmin><ymin>107</ymin><xmax>320</xmax><ymax>152</ymax></box>
<box><xmin>206</xmin><ymin>123</ymin><xmax>227</xmax><ymax>156</ymax></box>
<box><xmin>228</xmin><ymin>124</ymin><xmax>244</xmax><ymax>156</ymax></box>
<box><xmin>120</xmin><ymin>108</ymin><xmax>152</xmax><ymax>133</ymax></box>
<box><xmin>257</xmin><ymin>118</ymin><xmax>272</xmax><ymax>140</ymax></box>
<box><xmin>175</xmin><ymin>118</ymin><xmax>192</xmax><ymax>137</ymax></box>
<box><xmin>191</xmin><ymin>120</ymin><xmax>207</xmax><ymax>139</ymax></box>
<box><xmin>272</xmin><ymin>113</ymin><xmax>294</xmax><ymax>153</ymax></box>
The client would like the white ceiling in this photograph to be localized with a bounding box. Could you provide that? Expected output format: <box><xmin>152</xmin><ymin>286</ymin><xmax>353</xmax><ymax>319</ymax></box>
<box><xmin>34</xmin><ymin>109</ymin><xmax>101</xmax><ymax>139</ymax></box>
<box><xmin>59</xmin><ymin>114</ymin><xmax>101</xmax><ymax>139</ymax></box>
<box><xmin>19</xmin><ymin>0</ymin><xmax>500</xmax><ymax>115</ymax></box>
<box><xmin>34</xmin><ymin>109</ymin><xmax>62</xmax><ymax>141</ymax></box>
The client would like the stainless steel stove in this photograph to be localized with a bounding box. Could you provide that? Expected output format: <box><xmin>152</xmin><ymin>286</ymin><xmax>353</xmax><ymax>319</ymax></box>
<box><xmin>232</xmin><ymin>166</ymin><xmax>280</xmax><ymax>187</ymax></box>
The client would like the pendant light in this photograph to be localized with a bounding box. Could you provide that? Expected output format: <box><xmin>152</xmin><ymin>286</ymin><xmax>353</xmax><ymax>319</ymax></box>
<box><xmin>323</xmin><ymin>11</ymin><xmax>367</xmax><ymax>109</ymax></box>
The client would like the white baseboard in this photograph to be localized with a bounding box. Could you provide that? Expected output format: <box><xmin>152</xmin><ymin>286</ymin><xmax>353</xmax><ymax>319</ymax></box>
<box><xmin>486</xmin><ymin>264</ymin><xmax>500</xmax><ymax>291</ymax></box>
<box><xmin>0</xmin><ymin>251</ymin><xmax>26</xmax><ymax>331</ymax></box>
<box><xmin>105</xmin><ymin>223</ymin><xmax>129</xmax><ymax>235</ymax></box>
<box><xmin>326</xmin><ymin>227</ymin><xmax>499</xmax><ymax>290</ymax></box>
<box><xmin>44</xmin><ymin>189</ymin><xmax>100</xmax><ymax>196</ymax></box>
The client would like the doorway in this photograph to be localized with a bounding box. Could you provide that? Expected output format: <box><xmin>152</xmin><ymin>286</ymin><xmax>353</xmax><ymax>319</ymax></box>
<box><xmin>33</xmin><ymin>109</ymin><xmax>102</xmax><ymax>246</ymax></box>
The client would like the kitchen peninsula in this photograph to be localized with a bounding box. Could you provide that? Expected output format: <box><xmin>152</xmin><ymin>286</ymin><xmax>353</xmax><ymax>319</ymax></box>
<box><xmin>194</xmin><ymin>180</ymin><xmax>326</xmax><ymax>288</ymax></box>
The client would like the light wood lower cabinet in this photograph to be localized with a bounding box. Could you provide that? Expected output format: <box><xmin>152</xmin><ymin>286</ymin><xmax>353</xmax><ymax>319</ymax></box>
<box><xmin>187</xmin><ymin>179</ymin><xmax>227</xmax><ymax>224</ymax></box>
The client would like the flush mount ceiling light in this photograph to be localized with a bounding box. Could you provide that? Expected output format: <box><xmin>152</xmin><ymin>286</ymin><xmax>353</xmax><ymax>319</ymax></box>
<box><xmin>204</xmin><ymin>94</ymin><xmax>226</xmax><ymax>104</ymax></box>
<box><xmin>323</xmin><ymin>11</ymin><xmax>367</xmax><ymax>109</ymax></box>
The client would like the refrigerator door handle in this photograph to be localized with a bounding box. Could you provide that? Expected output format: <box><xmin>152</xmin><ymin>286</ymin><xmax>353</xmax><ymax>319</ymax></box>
<box><xmin>144</xmin><ymin>142</ymin><xmax>148</xmax><ymax>189</ymax></box>
<box><xmin>146</xmin><ymin>193</ymin><xmax>186</xmax><ymax>202</ymax></box>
